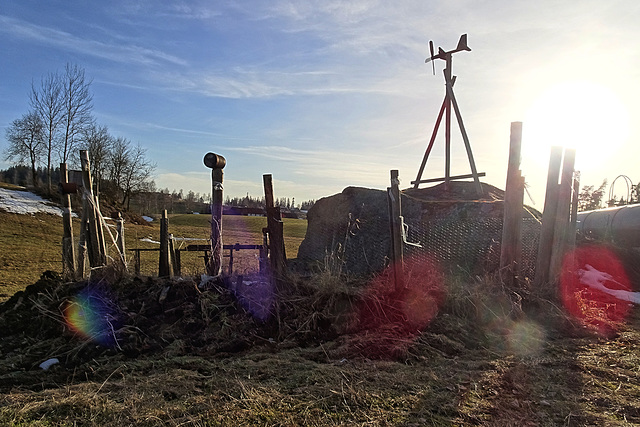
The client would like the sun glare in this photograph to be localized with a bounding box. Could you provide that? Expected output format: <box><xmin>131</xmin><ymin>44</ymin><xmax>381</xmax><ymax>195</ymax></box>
<box><xmin>522</xmin><ymin>81</ymin><xmax>629</xmax><ymax>169</ymax></box>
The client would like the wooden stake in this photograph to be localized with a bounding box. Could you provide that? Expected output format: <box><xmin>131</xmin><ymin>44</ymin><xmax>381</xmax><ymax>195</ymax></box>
<box><xmin>534</xmin><ymin>146</ymin><xmax>563</xmax><ymax>287</ymax></box>
<box><xmin>500</xmin><ymin>122</ymin><xmax>524</xmax><ymax>285</ymax></box>
<box><xmin>208</xmin><ymin>167</ymin><xmax>224</xmax><ymax>276</ymax></box>
<box><xmin>549</xmin><ymin>148</ymin><xmax>576</xmax><ymax>280</ymax></box>
<box><xmin>80</xmin><ymin>150</ymin><xmax>105</xmax><ymax>269</ymax></box>
<box><xmin>116</xmin><ymin>212</ymin><xmax>126</xmax><ymax>269</ymax></box>
<box><xmin>203</xmin><ymin>152</ymin><xmax>226</xmax><ymax>277</ymax></box>
<box><xmin>263</xmin><ymin>174</ymin><xmax>286</xmax><ymax>277</ymax></box>
<box><xmin>59</xmin><ymin>163</ymin><xmax>76</xmax><ymax>280</ymax></box>
<box><xmin>159</xmin><ymin>209</ymin><xmax>172</xmax><ymax>277</ymax></box>
<box><xmin>388</xmin><ymin>170</ymin><xmax>404</xmax><ymax>292</ymax></box>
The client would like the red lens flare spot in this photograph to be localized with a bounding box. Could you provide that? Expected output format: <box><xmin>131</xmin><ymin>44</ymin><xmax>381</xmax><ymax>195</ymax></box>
<box><xmin>350</xmin><ymin>255</ymin><xmax>445</xmax><ymax>358</ymax></box>
<box><xmin>560</xmin><ymin>245</ymin><xmax>632</xmax><ymax>334</ymax></box>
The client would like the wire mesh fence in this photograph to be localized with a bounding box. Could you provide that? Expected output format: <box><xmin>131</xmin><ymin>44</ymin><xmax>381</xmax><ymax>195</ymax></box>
<box><xmin>326</xmin><ymin>199</ymin><xmax>541</xmax><ymax>280</ymax></box>
<box><xmin>405</xmin><ymin>215</ymin><xmax>541</xmax><ymax>279</ymax></box>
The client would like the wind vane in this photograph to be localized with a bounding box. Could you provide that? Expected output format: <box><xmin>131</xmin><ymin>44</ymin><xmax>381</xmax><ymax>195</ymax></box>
<box><xmin>412</xmin><ymin>34</ymin><xmax>484</xmax><ymax>195</ymax></box>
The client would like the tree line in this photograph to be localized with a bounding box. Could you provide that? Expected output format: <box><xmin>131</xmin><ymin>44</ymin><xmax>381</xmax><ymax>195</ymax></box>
<box><xmin>3</xmin><ymin>63</ymin><xmax>155</xmax><ymax>210</ymax></box>
<box><xmin>577</xmin><ymin>178</ymin><xmax>640</xmax><ymax>212</ymax></box>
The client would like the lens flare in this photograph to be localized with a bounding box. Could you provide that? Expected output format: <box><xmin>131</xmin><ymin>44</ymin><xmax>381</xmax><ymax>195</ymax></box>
<box><xmin>351</xmin><ymin>255</ymin><xmax>446</xmax><ymax>358</ymax></box>
<box><xmin>560</xmin><ymin>245</ymin><xmax>632</xmax><ymax>334</ymax></box>
<box><xmin>506</xmin><ymin>320</ymin><xmax>546</xmax><ymax>357</ymax></box>
<box><xmin>64</xmin><ymin>286</ymin><xmax>117</xmax><ymax>347</ymax></box>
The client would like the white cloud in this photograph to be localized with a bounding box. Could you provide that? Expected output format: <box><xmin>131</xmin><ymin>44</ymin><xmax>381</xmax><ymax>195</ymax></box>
<box><xmin>0</xmin><ymin>15</ymin><xmax>187</xmax><ymax>67</ymax></box>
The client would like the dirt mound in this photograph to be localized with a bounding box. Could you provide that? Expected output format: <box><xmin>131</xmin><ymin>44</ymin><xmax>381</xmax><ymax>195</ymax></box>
<box><xmin>0</xmin><ymin>267</ymin><xmax>516</xmax><ymax>393</ymax></box>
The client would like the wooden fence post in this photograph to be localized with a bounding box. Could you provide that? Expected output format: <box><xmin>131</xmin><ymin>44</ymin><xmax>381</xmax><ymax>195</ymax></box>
<box><xmin>263</xmin><ymin>174</ymin><xmax>286</xmax><ymax>278</ymax></box>
<box><xmin>59</xmin><ymin>163</ymin><xmax>76</xmax><ymax>280</ymax></box>
<box><xmin>388</xmin><ymin>170</ymin><xmax>404</xmax><ymax>292</ymax></box>
<box><xmin>534</xmin><ymin>146</ymin><xmax>563</xmax><ymax>287</ymax></box>
<box><xmin>80</xmin><ymin>150</ymin><xmax>106</xmax><ymax>269</ymax></box>
<box><xmin>500</xmin><ymin>122</ymin><xmax>524</xmax><ymax>286</ymax></box>
<box><xmin>159</xmin><ymin>209</ymin><xmax>172</xmax><ymax>277</ymax></box>
<box><xmin>549</xmin><ymin>148</ymin><xmax>576</xmax><ymax>280</ymax></box>
<box><xmin>77</xmin><ymin>199</ymin><xmax>88</xmax><ymax>278</ymax></box>
<box><xmin>203</xmin><ymin>152</ymin><xmax>226</xmax><ymax>277</ymax></box>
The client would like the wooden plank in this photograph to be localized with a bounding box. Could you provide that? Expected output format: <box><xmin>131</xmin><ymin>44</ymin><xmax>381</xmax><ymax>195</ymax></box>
<box><xmin>116</xmin><ymin>212</ymin><xmax>126</xmax><ymax>269</ymax></box>
<box><xmin>80</xmin><ymin>150</ymin><xmax>105</xmax><ymax>269</ymax></box>
<box><xmin>185</xmin><ymin>244</ymin><xmax>262</xmax><ymax>252</ymax></box>
<box><xmin>549</xmin><ymin>148</ymin><xmax>576</xmax><ymax>280</ymax></box>
<box><xmin>500</xmin><ymin>122</ymin><xmax>523</xmax><ymax>285</ymax></box>
<box><xmin>59</xmin><ymin>162</ymin><xmax>76</xmax><ymax>280</ymax></box>
<box><xmin>534</xmin><ymin>146</ymin><xmax>563</xmax><ymax>287</ymax></box>
<box><xmin>411</xmin><ymin>172</ymin><xmax>486</xmax><ymax>186</ymax></box>
<box><xmin>263</xmin><ymin>174</ymin><xmax>286</xmax><ymax>277</ymax></box>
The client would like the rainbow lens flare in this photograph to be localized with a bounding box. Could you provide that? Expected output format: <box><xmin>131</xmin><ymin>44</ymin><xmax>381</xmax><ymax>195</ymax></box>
<box><xmin>64</xmin><ymin>287</ymin><xmax>117</xmax><ymax>347</ymax></box>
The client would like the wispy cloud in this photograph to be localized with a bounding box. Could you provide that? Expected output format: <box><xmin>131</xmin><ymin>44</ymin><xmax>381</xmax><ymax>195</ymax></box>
<box><xmin>0</xmin><ymin>15</ymin><xmax>187</xmax><ymax>66</ymax></box>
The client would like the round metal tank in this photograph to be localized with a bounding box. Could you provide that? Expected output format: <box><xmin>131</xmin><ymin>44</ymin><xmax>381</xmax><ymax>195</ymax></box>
<box><xmin>576</xmin><ymin>203</ymin><xmax>640</xmax><ymax>247</ymax></box>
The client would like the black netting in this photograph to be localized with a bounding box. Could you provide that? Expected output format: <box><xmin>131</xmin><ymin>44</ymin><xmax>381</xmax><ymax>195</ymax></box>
<box><xmin>404</xmin><ymin>215</ymin><xmax>540</xmax><ymax>278</ymax></box>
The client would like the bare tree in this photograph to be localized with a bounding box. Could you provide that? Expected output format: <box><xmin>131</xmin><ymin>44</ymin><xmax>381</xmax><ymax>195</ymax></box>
<box><xmin>30</xmin><ymin>71</ymin><xmax>64</xmax><ymax>192</ymax></box>
<box><xmin>4</xmin><ymin>112</ymin><xmax>46</xmax><ymax>187</ymax></box>
<box><xmin>107</xmin><ymin>136</ymin><xmax>130</xmax><ymax>197</ymax></box>
<box><xmin>80</xmin><ymin>123</ymin><xmax>113</xmax><ymax>195</ymax></box>
<box><xmin>107</xmin><ymin>137</ymin><xmax>155</xmax><ymax>210</ymax></box>
<box><xmin>59</xmin><ymin>63</ymin><xmax>94</xmax><ymax>164</ymax></box>
<box><xmin>120</xmin><ymin>143</ymin><xmax>155</xmax><ymax>210</ymax></box>
<box><xmin>578</xmin><ymin>180</ymin><xmax>608</xmax><ymax>212</ymax></box>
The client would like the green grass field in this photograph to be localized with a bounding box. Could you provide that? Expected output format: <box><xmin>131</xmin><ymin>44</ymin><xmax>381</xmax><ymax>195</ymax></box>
<box><xmin>0</xmin><ymin>209</ymin><xmax>307</xmax><ymax>302</ymax></box>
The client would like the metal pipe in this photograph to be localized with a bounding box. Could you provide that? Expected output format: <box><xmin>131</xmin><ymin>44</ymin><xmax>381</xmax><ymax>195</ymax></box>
<box><xmin>576</xmin><ymin>203</ymin><xmax>640</xmax><ymax>247</ymax></box>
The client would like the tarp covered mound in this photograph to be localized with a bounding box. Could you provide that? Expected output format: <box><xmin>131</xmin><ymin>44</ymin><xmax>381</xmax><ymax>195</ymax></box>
<box><xmin>296</xmin><ymin>182</ymin><xmax>539</xmax><ymax>276</ymax></box>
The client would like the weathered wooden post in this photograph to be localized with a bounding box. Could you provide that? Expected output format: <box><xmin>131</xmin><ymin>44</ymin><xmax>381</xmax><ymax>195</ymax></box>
<box><xmin>568</xmin><ymin>172</ymin><xmax>581</xmax><ymax>251</ymax></box>
<box><xmin>204</xmin><ymin>152</ymin><xmax>226</xmax><ymax>277</ymax></box>
<box><xmin>77</xmin><ymin>201</ymin><xmax>88</xmax><ymax>278</ymax></box>
<box><xmin>59</xmin><ymin>163</ymin><xmax>77</xmax><ymax>280</ymax></box>
<box><xmin>80</xmin><ymin>150</ymin><xmax>106</xmax><ymax>269</ymax></box>
<box><xmin>388</xmin><ymin>170</ymin><xmax>405</xmax><ymax>292</ymax></box>
<box><xmin>500</xmin><ymin>122</ymin><xmax>524</xmax><ymax>286</ymax></box>
<box><xmin>159</xmin><ymin>209</ymin><xmax>172</xmax><ymax>277</ymax></box>
<box><xmin>263</xmin><ymin>174</ymin><xmax>286</xmax><ymax>277</ymax></box>
<box><xmin>534</xmin><ymin>146</ymin><xmax>563</xmax><ymax>287</ymax></box>
<box><xmin>549</xmin><ymin>148</ymin><xmax>576</xmax><ymax>279</ymax></box>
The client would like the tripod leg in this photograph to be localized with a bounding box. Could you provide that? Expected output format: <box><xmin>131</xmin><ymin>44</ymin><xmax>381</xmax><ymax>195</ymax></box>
<box><xmin>413</xmin><ymin>97</ymin><xmax>446</xmax><ymax>188</ymax></box>
<box><xmin>445</xmin><ymin>82</ymin><xmax>483</xmax><ymax>195</ymax></box>
<box><xmin>413</xmin><ymin>78</ymin><xmax>456</xmax><ymax>188</ymax></box>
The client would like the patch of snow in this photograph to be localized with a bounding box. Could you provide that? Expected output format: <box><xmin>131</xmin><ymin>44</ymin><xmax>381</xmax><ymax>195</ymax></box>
<box><xmin>142</xmin><ymin>215</ymin><xmax>153</xmax><ymax>222</ymax></box>
<box><xmin>578</xmin><ymin>264</ymin><xmax>640</xmax><ymax>304</ymax></box>
<box><xmin>0</xmin><ymin>188</ymin><xmax>66</xmax><ymax>216</ymax></box>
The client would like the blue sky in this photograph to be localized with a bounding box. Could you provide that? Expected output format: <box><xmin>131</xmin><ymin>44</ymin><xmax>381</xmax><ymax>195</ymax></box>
<box><xmin>1</xmin><ymin>1</ymin><xmax>639</xmax><ymax>207</ymax></box>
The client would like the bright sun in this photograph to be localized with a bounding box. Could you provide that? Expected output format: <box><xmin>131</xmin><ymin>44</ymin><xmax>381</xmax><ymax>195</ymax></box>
<box><xmin>522</xmin><ymin>80</ymin><xmax>629</xmax><ymax>169</ymax></box>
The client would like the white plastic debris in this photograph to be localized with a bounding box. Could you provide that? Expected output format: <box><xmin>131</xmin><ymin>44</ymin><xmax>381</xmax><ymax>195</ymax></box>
<box><xmin>39</xmin><ymin>358</ymin><xmax>60</xmax><ymax>370</ymax></box>
<box><xmin>578</xmin><ymin>264</ymin><xmax>640</xmax><ymax>304</ymax></box>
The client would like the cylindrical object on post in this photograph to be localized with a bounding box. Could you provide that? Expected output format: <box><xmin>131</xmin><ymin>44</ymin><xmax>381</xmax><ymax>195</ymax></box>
<box><xmin>204</xmin><ymin>152</ymin><xmax>226</xmax><ymax>170</ymax></box>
